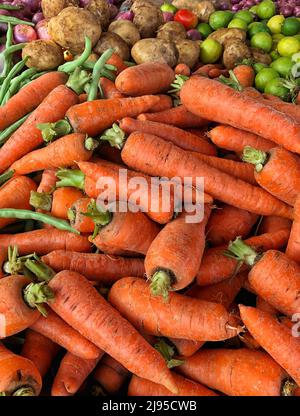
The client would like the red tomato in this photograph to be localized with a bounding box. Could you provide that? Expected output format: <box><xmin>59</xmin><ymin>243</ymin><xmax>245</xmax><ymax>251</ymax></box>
<box><xmin>174</xmin><ymin>9</ymin><xmax>198</xmax><ymax>30</ymax></box>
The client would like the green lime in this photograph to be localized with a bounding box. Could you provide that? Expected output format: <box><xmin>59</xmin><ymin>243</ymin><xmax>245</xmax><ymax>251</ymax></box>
<box><xmin>267</xmin><ymin>15</ymin><xmax>285</xmax><ymax>34</ymax></box>
<box><xmin>264</xmin><ymin>77</ymin><xmax>289</xmax><ymax>100</ymax></box>
<box><xmin>281</xmin><ymin>17</ymin><xmax>300</xmax><ymax>36</ymax></box>
<box><xmin>209</xmin><ymin>10</ymin><xmax>233</xmax><ymax>30</ymax></box>
<box><xmin>235</xmin><ymin>10</ymin><xmax>254</xmax><ymax>25</ymax></box>
<box><xmin>249</xmin><ymin>5</ymin><xmax>259</xmax><ymax>15</ymax></box>
<box><xmin>228</xmin><ymin>18</ymin><xmax>248</xmax><ymax>31</ymax></box>
<box><xmin>251</xmin><ymin>32</ymin><xmax>273</xmax><ymax>52</ymax></box>
<box><xmin>257</xmin><ymin>0</ymin><xmax>276</xmax><ymax>20</ymax></box>
<box><xmin>272</xmin><ymin>33</ymin><xmax>284</xmax><ymax>42</ymax></box>
<box><xmin>270</xmin><ymin>50</ymin><xmax>280</xmax><ymax>60</ymax></box>
<box><xmin>253</xmin><ymin>62</ymin><xmax>268</xmax><ymax>73</ymax></box>
<box><xmin>271</xmin><ymin>56</ymin><xmax>293</xmax><ymax>77</ymax></box>
<box><xmin>160</xmin><ymin>3</ymin><xmax>177</xmax><ymax>13</ymax></box>
<box><xmin>255</xmin><ymin>67</ymin><xmax>279</xmax><ymax>91</ymax></box>
<box><xmin>278</xmin><ymin>37</ymin><xmax>300</xmax><ymax>56</ymax></box>
<box><xmin>200</xmin><ymin>38</ymin><xmax>223</xmax><ymax>64</ymax></box>
<box><xmin>197</xmin><ymin>22</ymin><xmax>213</xmax><ymax>38</ymax></box>
<box><xmin>294</xmin><ymin>34</ymin><xmax>300</xmax><ymax>43</ymax></box>
<box><xmin>248</xmin><ymin>22</ymin><xmax>271</xmax><ymax>37</ymax></box>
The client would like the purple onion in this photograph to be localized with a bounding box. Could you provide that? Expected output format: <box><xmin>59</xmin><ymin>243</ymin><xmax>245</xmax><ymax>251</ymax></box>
<box><xmin>115</xmin><ymin>11</ymin><xmax>134</xmax><ymax>21</ymax></box>
<box><xmin>231</xmin><ymin>0</ymin><xmax>240</xmax><ymax>4</ymax></box>
<box><xmin>32</xmin><ymin>11</ymin><xmax>44</xmax><ymax>24</ymax></box>
<box><xmin>14</xmin><ymin>23</ymin><xmax>37</xmax><ymax>43</ymax></box>
<box><xmin>107</xmin><ymin>0</ymin><xmax>115</xmax><ymax>4</ymax></box>
<box><xmin>109</xmin><ymin>3</ymin><xmax>118</xmax><ymax>19</ymax></box>
<box><xmin>245</xmin><ymin>0</ymin><xmax>255</xmax><ymax>7</ymax></box>
<box><xmin>162</xmin><ymin>11</ymin><xmax>174</xmax><ymax>22</ymax></box>
<box><xmin>295</xmin><ymin>5</ymin><xmax>300</xmax><ymax>16</ymax></box>
<box><xmin>18</xmin><ymin>0</ymin><xmax>41</xmax><ymax>13</ymax></box>
<box><xmin>79</xmin><ymin>0</ymin><xmax>90</xmax><ymax>6</ymax></box>
<box><xmin>281</xmin><ymin>5</ymin><xmax>294</xmax><ymax>16</ymax></box>
<box><xmin>232</xmin><ymin>4</ymin><xmax>242</xmax><ymax>11</ymax></box>
<box><xmin>36</xmin><ymin>19</ymin><xmax>51</xmax><ymax>40</ymax></box>
<box><xmin>186</xmin><ymin>29</ymin><xmax>202</xmax><ymax>40</ymax></box>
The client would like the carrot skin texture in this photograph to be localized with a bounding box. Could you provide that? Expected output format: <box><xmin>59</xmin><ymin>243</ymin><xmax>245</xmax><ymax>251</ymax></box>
<box><xmin>179</xmin><ymin>348</ymin><xmax>287</xmax><ymax>396</ymax></box>
<box><xmin>94</xmin><ymin>355</ymin><xmax>129</xmax><ymax>394</ymax></box>
<box><xmin>42</xmin><ymin>251</ymin><xmax>145</xmax><ymax>284</ymax></box>
<box><xmin>48</xmin><ymin>271</ymin><xmax>177</xmax><ymax>393</ymax></box>
<box><xmin>239</xmin><ymin>305</ymin><xmax>300</xmax><ymax>387</ymax></box>
<box><xmin>51</xmin><ymin>187</ymin><xmax>84</xmax><ymax>219</ymax></box>
<box><xmin>0</xmin><ymin>342</ymin><xmax>42</xmax><ymax>396</ymax></box>
<box><xmin>259</xmin><ymin>215</ymin><xmax>292</xmax><ymax>234</ymax></box>
<box><xmin>99</xmin><ymin>77</ymin><xmax>125</xmax><ymax>99</ymax></box>
<box><xmin>21</xmin><ymin>330</ymin><xmax>60</xmax><ymax>378</ymax></box>
<box><xmin>286</xmin><ymin>194</ymin><xmax>300</xmax><ymax>261</ymax></box>
<box><xmin>0</xmin><ymin>71</ymin><xmax>68</xmax><ymax>131</ymax></box>
<box><xmin>233</xmin><ymin>65</ymin><xmax>255</xmax><ymax>88</ymax></box>
<box><xmin>256</xmin><ymin>296</ymin><xmax>279</xmax><ymax>316</ymax></box>
<box><xmin>66</xmin><ymin>95</ymin><xmax>160</xmax><ymax>136</ymax></box>
<box><xmin>0</xmin><ymin>248</ymin><xmax>7</xmax><ymax>279</ymax></box>
<box><xmin>148</xmin><ymin>95</ymin><xmax>173</xmax><ymax>113</ymax></box>
<box><xmin>37</xmin><ymin>169</ymin><xmax>57</xmax><ymax>193</ymax></box>
<box><xmin>109</xmin><ymin>277</ymin><xmax>238</xmax><ymax>342</ymax></box>
<box><xmin>0</xmin><ymin>85</ymin><xmax>79</xmax><ymax>173</ymax></box>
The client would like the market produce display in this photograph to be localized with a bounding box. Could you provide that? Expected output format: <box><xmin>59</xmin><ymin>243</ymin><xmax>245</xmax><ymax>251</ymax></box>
<box><xmin>0</xmin><ymin>0</ymin><xmax>299</xmax><ymax>399</ymax></box>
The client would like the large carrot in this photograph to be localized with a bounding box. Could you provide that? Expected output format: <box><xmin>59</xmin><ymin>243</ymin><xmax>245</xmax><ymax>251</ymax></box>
<box><xmin>109</xmin><ymin>277</ymin><xmax>239</xmax><ymax>342</ymax></box>
<box><xmin>99</xmin><ymin>77</ymin><xmax>125</xmax><ymax>99</ymax></box>
<box><xmin>286</xmin><ymin>194</ymin><xmax>300</xmax><ymax>262</ymax></box>
<box><xmin>243</xmin><ymin>146</ymin><xmax>300</xmax><ymax>206</ymax></box>
<box><xmin>0</xmin><ymin>71</ymin><xmax>68</xmax><ymax>131</ymax></box>
<box><xmin>239</xmin><ymin>305</ymin><xmax>300</xmax><ymax>389</ymax></box>
<box><xmin>209</xmin><ymin>125</ymin><xmax>274</xmax><ymax>153</ymax></box>
<box><xmin>178</xmin><ymin>348</ymin><xmax>290</xmax><ymax>396</ymax></box>
<box><xmin>0</xmin><ymin>85</ymin><xmax>79</xmax><ymax>173</ymax></box>
<box><xmin>206</xmin><ymin>205</ymin><xmax>258</xmax><ymax>246</ymax></box>
<box><xmin>42</xmin><ymin>250</ymin><xmax>145</xmax><ymax>284</ymax></box>
<box><xmin>258</xmin><ymin>215</ymin><xmax>292</xmax><ymax>234</ymax></box>
<box><xmin>0</xmin><ymin>176</ymin><xmax>37</xmax><ymax>229</ymax></box>
<box><xmin>51</xmin><ymin>188</ymin><xmax>84</xmax><ymax>219</ymax></box>
<box><xmin>138</xmin><ymin>105</ymin><xmax>208</xmax><ymax>129</ymax></box>
<box><xmin>94</xmin><ymin>355</ymin><xmax>129</xmax><ymax>394</ymax></box>
<box><xmin>197</xmin><ymin>228</ymin><xmax>291</xmax><ymax>286</ymax></box>
<box><xmin>121</xmin><ymin>132</ymin><xmax>293</xmax><ymax>219</ymax></box>
<box><xmin>147</xmin><ymin>95</ymin><xmax>173</xmax><ymax>113</ymax></box>
<box><xmin>65</xmin><ymin>95</ymin><xmax>160</xmax><ymax>136</ymax></box>
<box><xmin>119</xmin><ymin>117</ymin><xmax>216</xmax><ymax>155</ymax></box>
<box><xmin>180</xmin><ymin>76</ymin><xmax>300</xmax><ymax>154</ymax></box>
<box><xmin>31</xmin><ymin>307</ymin><xmax>101</xmax><ymax>360</ymax></box>
<box><xmin>128</xmin><ymin>373</ymin><xmax>218</xmax><ymax>396</ymax></box>
<box><xmin>21</xmin><ymin>330</ymin><xmax>60</xmax><ymax>378</ymax></box>
<box><xmin>0</xmin><ymin>342</ymin><xmax>42</xmax><ymax>396</ymax></box>
<box><xmin>0</xmin><ymin>229</ymin><xmax>92</xmax><ymax>255</ymax></box>
<box><xmin>145</xmin><ymin>206</ymin><xmax>211</xmax><ymax>298</ymax></box>
<box><xmin>232</xmin><ymin>65</ymin><xmax>255</xmax><ymax>88</ymax></box>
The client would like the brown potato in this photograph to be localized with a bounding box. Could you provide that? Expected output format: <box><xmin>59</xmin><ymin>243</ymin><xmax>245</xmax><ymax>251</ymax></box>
<box><xmin>131</xmin><ymin>0</ymin><xmax>155</xmax><ymax>13</ymax></box>
<box><xmin>85</xmin><ymin>0</ymin><xmax>110</xmax><ymax>30</ymax></box>
<box><xmin>172</xmin><ymin>0</ymin><xmax>215</xmax><ymax>22</ymax></box>
<box><xmin>223</xmin><ymin>40</ymin><xmax>251</xmax><ymax>69</ymax></box>
<box><xmin>131</xmin><ymin>38</ymin><xmax>178</xmax><ymax>67</ymax></box>
<box><xmin>108</xmin><ymin>20</ymin><xmax>140</xmax><ymax>47</ymax></box>
<box><xmin>133</xmin><ymin>5</ymin><xmax>164</xmax><ymax>38</ymax></box>
<box><xmin>208</xmin><ymin>28</ymin><xmax>246</xmax><ymax>45</ymax></box>
<box><xmin>94</xmin><ymin>32</ymin><xmax>130</xmax><ymax>61</ymax></box>
<box><xmin>250</xmin><ymin>47</ymin><xmax>272</xmax><ymax>65</ymax></box>
<box><xmin>41</xmin><ymin>0</ymin><xmax>79</xmax><ymax>19</ymax></box>
<box><xmin>22</xmin><ymin>40</ymin><xmax>64</xmax><ymax>70</ymax></box>
<box><xmin>157</xmin><ymin>21</ymin><xmax>186</xmax><ymax>42</ymax></box>
<box><xmin>175</xmin><ymin>39</ymin><xmax>199</xmax><ymax>68</ymax></box>
<box><xmin>48</xmin><ymin>7</ymin><xmax>101</xmax><ymax>54</ymax></box>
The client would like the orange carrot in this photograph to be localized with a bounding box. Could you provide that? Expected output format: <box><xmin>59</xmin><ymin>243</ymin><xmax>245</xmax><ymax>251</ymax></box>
<box><xmin>0</xmin><ymin>342</ymin><xmax>42</xmax><ymax>396</ymax></box>
<box><xmin>256</xmin><ymin>296</ymin><xmax>279</xmax><ymax>316</ymax></box>
<box><xmin>286</xmin><ymin>194</ymin><xmax>300</xmax><ymax>262</ymax></box>
<box><xmin>0</xmin><ymin>85</ymin><xmax>79</xmax><ymax>173</ymax></box>
<box><xmin>243</xmin><ymin>86</ymin><xmax>262</xmax><ymax>99</ymax></box>
<box><xmin>181</xmin><ymin>76</ymin><xmax>300</xmax><ymax>154</ymax></box>
<box><xmin>0</xmin><ymin>176</ymin><xmax>37</xmax><ymax>229</ymax></box>
<box><xmin>258</xmin><ymin>215</ymin><xmax>292</xmax><ymax>234</ymax></box>
<box><xmin>0</xmin><ymin>248</ymin><xmax>7</xmax><ymax>279</ymax></box>
<box><xmin>193</xmin><ymin>64</ymin><xmax>223</xmax><ymax>76</ymax></box>
<box><xmin>233</xmin><ymin>65</ymin><xmax>255</xmax><ymax>88</ymax></box>
<box><xmin>107</xmin><ymin>53</ymin><xmax>128</xmax><ymax>74</ymax></box>
<box><xmin>137</xmin><ymin>105</ymin><xmax>208</xmax><ymax>129</ymax></box>
<box><xmin>21</xmin><ymin>330</ymin><xmax>60</xmax><ymax>378</ymax></box>
<box><xmin>37</xmin><ymin>169</ymin><xmax>57</xmax><ymax>193</ymax></box>
<box><xmin>42</xmin><ymin>250</ymin><xmax>145</xmax><ymax>284</ymax></box>
<box><xmin>178</xmin><ymin>348</ymin><xmax>289</xmax><ymax>396</ymax></box>
<box><xmin>206</xmin><ymin>205</ymin><xmax>258</xmax><ymax>246</ymax></box>
<box><xmin>147</xmin><ymin>94</ymin><xmax>173</xmax><ymax>113</ymax></box>
<box><xmin>109</xmin><ymin>277</ymin><xmax>239</xmax><ymax>342</ymax></box>
<box><xmin>239</xmin><ymin>305</ymin><xmax>300</xmax><ymax>389</ymax></box>
<box><xmin>119</xmin><ymin>117</ymin><xmax>216</xmax><ymax>155</ymax></box>
<box><xmin>175</xmin><ymin>63</ymin><xmax>191</xmax><ymax>77</ymax></box>
<box><xmin>99</xmin><ymin>77</ymin><xmax>125</xmax><ymax>99</ymax></box>
<box><xmin>51</xmin><ymin>187</ymin><xmax>84</xmax><ymax>219</ymax></box>
<box><xmin>0</xmin><ymin>72</ymin><xmax>68</xmax><ymax>131</ymax></box>
<box><xmin>94</xmin><ymin>355</ymin><xmax>129</xmax><ymax>394</ymax></box>
<box><xmin>79</xmin><ymin>93</ymin><xmax>87</xmax><ymax>103</ymax></box>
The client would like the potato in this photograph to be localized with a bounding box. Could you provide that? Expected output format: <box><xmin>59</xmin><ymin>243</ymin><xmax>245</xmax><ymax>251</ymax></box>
<box><xmin>172</xmin><ymin>0</ymin><xmax>215</xmax><ymax>22</ymax></box>
<box><xmin>94</xmin><ymin>32</ymin><xmax>130</xmax><ymax>61</ymax></box>
<box><xmin>157</xmin><ymin>21</ymin><xmax>186</xmax><ymax>42</ymax></box>
<box><xmin>85</xmin><ymin>0</ymin><xmax>110</xmax><ymax>30</ymax></box>
<box><xmin>175</xmin><ymin>39</ymin><xmax>199</xmax><ymax>68</ymax></box>
<box><xmin>22</xmin><ymin>40</ymin><xmax>64</xmax><ymax>70</ymax></box>
<box><xmin>131</xmin><ymin>0</ymin><xmax>155</xmax><ymax>13</ymax></box>
<box><xmin>108</xmin><ymin>20</ymin><xmax>140</xmax><ymax>47</ymax></box>
<box><xmin>133</xmin><ymin>5</ymin><xmax>164</xmax><ymax>38</ymax></box>
<box><xmin>223</xmin><ymin>40</ymin><xmax>251</xmax><ymax>69</ymax></box>
<box><xmin>131</xmin><ymin>38</ymin><xmax>178</xmax><ymax>67</ymax></box>
<box><xmin>48</xmin><ymin>7</ymin><xmax>101</xmax><ymax>54</ymax></box>
<box><xmin>41</xmin><ymin>0</ymin><xmax>79</xmax><ymax>19</ymax></box>
<box><xmin>208</xmin><ymin>28</ymin><xmax>246</xmax><ymax>45</ymax></box>
<box><xmin>250</xmin><ymin>47</ymin><xmax>272</xmax><ymax>66</ymax></box>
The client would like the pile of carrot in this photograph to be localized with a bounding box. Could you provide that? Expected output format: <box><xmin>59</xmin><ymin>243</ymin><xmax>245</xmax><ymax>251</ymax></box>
<box><xmin>0</xmin><ymin>56</ymin><xmax>299</xmax><ymax>398</ymax></box>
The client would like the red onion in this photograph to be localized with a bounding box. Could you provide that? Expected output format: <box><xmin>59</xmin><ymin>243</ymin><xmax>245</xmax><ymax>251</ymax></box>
<box><xmin>187</xmin><ymin>29</ymin><xmax>202</xmax><ymax>40</ymax></box>
<box><xmin>115</xmin><ymin>11</ymin><xmax>134</xmax><ymax>20</ymax></box>
<box><xmin>281</xmin><ymin>5</ymin><xmax>294</xmax><ymax>16</ymax></box>
<box><xmin>79</xmin><ymin>0</ymin><xmax>90</xmax><ymax>6</ymax></box>
<box><xmin>36</xmin><ymin>19</ymin><xmax>51</xmax><ymax>40</ymax></box>
<box><xmin>32</xmin><ymin>11</ymin><xmax>44</xmax><ymax>24</ymax></box>
<box><xmin>14</xmin><ymin>24</ymin><xmax>37</xmax><ymax>43</ymax></box>
<box><xmin>295</xmin><ymin>5</ymin><xmax>300</xmax><ymax>16</ymax></box>
<box><xmin>109</xmin><ymin>4</ymin><xmax>118</xmax><ymax>19</ymax></box>
<box><xmin>162</xmin><ymin>11</ymin><xmax>174</xmax><ymax>22</ymax></box>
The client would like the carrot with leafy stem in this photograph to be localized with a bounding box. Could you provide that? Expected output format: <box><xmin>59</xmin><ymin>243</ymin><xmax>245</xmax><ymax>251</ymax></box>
<box><xmin>145</xmin><ymin>206</ymin><xmax>211</xmax><ymax>299</ymax></box>
<box><xmin>21</xmin><ymin>330</ymin><xmax>60</xmax><ymax>378</ymax></box>
<box><xmin>226</xmin><ymin>237</ymin><xmax>300</xmax><ymax>316</ymax></box>
<box><xmin>109</xmin><ymin>277</ymin><xmax>240</xmax><ymax>342</ymax></box>
<box><xmin>42</xmin><ymin>251</ymin><xmax>145</xmax><ymax>284</ymax></box>
<box><xmin>24</xmin><ymin>261</ymin><xmax>178</xmax><ymax>393</ymax></box>
<box><xmin>239</xmin><ymin>305</ymin><xmax>300</xmax><ymax>390</ymax></box>
<box><xmin>0</xmin><ymin>342</ymin><xmax>42</xmax><ymax>396</ymax></box>
<box><xmin>286</xmin><ymin>194</ymin><xmax>300</xmax><ymax>262</ymax></box>
<box><xmin>120</xmin><ymin>132</ymin><xmax>293</xmax><ymax>219</ymax></box>
<box><xmin>242</xmin><ymin>146</ymin><xmax>300</xmax><ymax>206</ymax></box>
<box><xmin>93</xmin><ymin>355</ymin><xmax>130</xmax><ymax>395</ymax></box>
<box><xmin>178</xmin><ymin>348</ymin><xmax>294</xmax><ymax>396</ymax></box>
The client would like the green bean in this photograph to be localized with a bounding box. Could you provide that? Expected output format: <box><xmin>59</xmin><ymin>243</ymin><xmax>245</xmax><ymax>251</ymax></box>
<box><xmin>2</xmin><ymin>43</ymin><xmax>26</xmax><ymax>59</ymax></box>
<box><xmin>0</xmin><ymin>16</ymin><xmax>34</xmax><ymax>27</ymax></box>
<box><xmin>0</xmin><ymin>4</ymin><xmax>23</xmax><ymax>10</ymax></box>
<box><xmin>0</xmin><ymin>170</ymin><xmax>14</xmax><ymax>187</ymax></box>
<box><xmin>0</xmin><ymin>113</ymin><xmax>31</xmax><ymax>146</ymax></box>
<box><xmin>2</xmin><ymin>23</ymin><xmax>13</xmax><ymax>78</ymax></box>
<box><xmin>88</xmin><ymin>48</ymin><xmax>114</xmax><ymax>102</ymax></box>
<box><xmin>0</xmin><ymin>58</ymin><xmax>28</xmax><ymax>104</ymax></box>
<box><xmin>100</xmin><ymin>67</ymin><xmax>116</xmax><ymax>81</ymax></box>
<box><xmin>58</xmin><ymin>37</ymin><xmax>92</xmax><ymax>73</ymax></box>
<box><xmin>29</xmin><ymin>71</ymin><xmax>49</xmax><ymax>81</ymax></box>
<box><xmin>124</xmin><ymin>61</ymin><xmax>136</xmax><ymax>67</ymax></box>
<box><xmin>0</xmin><ymin>209</ymin><xmax>80</xmax><ymax>234</ymax></box>
<box><xmin>7</xmin><ymin>68</ymin><xmax>37</xmax><ymax>97</ymax></box>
